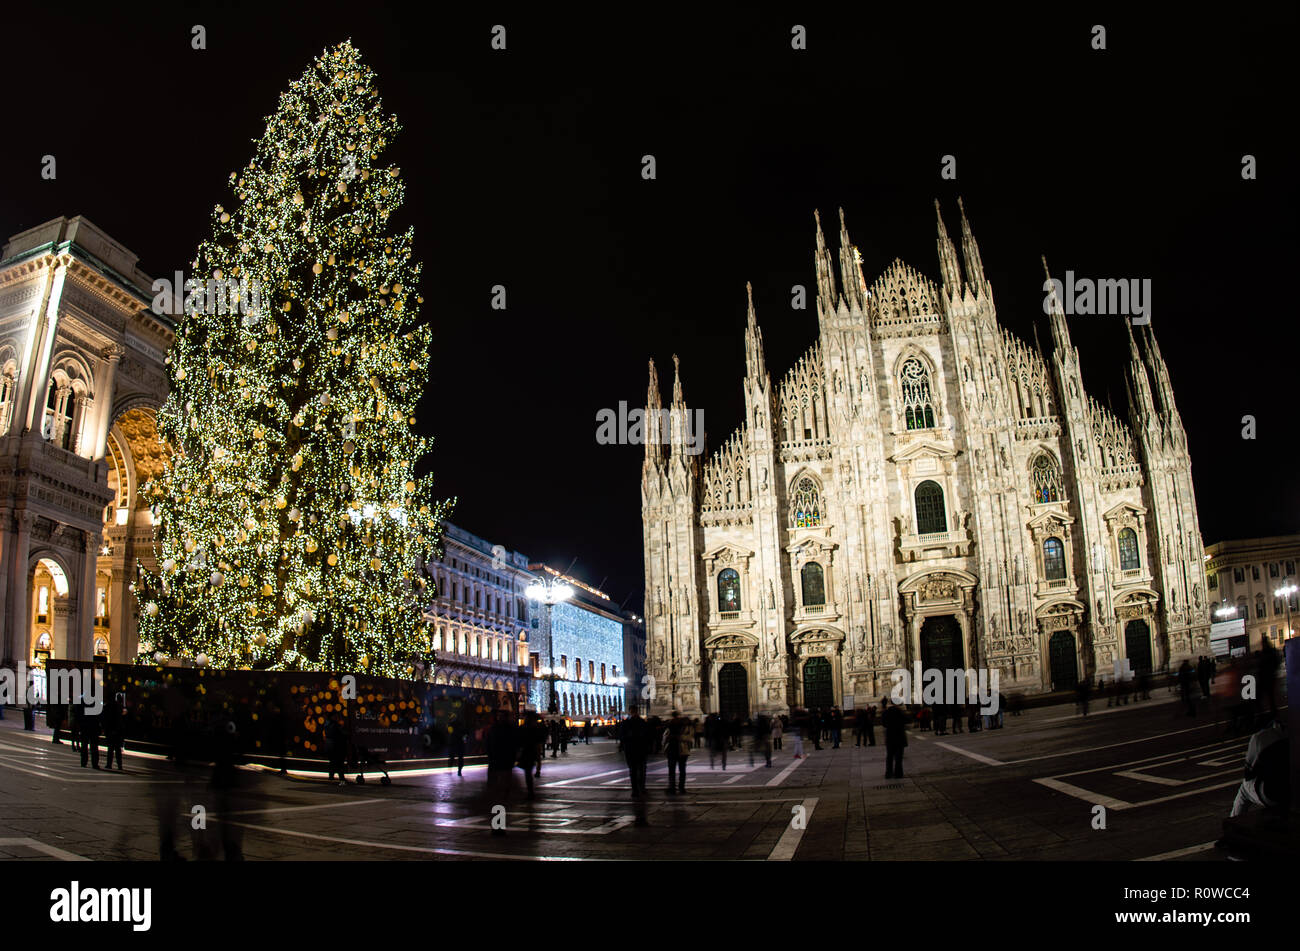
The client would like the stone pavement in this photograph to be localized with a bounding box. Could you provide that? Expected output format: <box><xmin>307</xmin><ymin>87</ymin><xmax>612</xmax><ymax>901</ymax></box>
<box><xmin>0</xmin><ymin>688</ymin><xmax>1275</xmax><ymax>861</ymax></box>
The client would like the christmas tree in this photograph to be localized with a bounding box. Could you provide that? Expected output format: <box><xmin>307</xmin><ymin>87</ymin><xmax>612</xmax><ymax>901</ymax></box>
<box><xmin>136</xmin><ymin>40</ymin><xmax>451</xmax><ymax>676</ymax></box>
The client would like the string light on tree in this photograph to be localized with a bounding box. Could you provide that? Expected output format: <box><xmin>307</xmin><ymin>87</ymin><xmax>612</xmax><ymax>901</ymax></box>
<box><xmin>135</xmin><ymin>40</ymin><xmax>451</xmax><ymax>675</ymax></box>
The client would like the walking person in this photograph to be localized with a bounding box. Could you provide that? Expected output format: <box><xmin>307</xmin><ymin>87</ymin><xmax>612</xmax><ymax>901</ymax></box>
<box><xmin>755</xmin><ymin>712</ymin><xmax>773</xmax><ymax>767</ymax></box>
<box><xmin>325</xmin><ymin>713</ymin><xmax>348</xmax><ymax>785</ymax></box>
<box><xmin>709</xmin><ymin>712</ymin><xmax>728</xmax><ymax>771</ymax></box>
<box><xmin>881</xmin><ymin>697</ymin><xmax>907</xmax><ymax>779</ymax></box>
<box><xmin>665</xmin><ymin>710</ymin><xmax>692</xmax><ymax>794</ymax></box>
<box><xmin>1178</xmin><ymin>659</ymin><xmax>1196</xmax><ymax>717</ymax></box>
<box><xmin>830</xmin><ymin>706</ymin><xmax>844</xmax><ymax>748</ymax></box>
<box><xmin>950</xmin><ymin>702</ymin><xmax>962</xmax><ymax>734</ymax></box>
<box><xmin>78</xmin><ymin>693</ymin><xmax>102</xmax><ymax>770</ymax></box>
<box><xmin>791</xmin><ymin>713</ymin><xmax>805</xmax><ymax>759</ymax></box>
<box><xmin>771</xmin><ymin>714</ymin><xmax>783</xmax><ymax>751</ymax></box>
<box><xmin>808</xmin><ymin>708</ymin><xmax>822</xmax><ymax>750</ymax></box>
<box><xmin>864</xmin><ymin>704</ymin><xmax>877</xmax><ymax>746</ymax></box>
<box><xmin>447</xmin><ymin>715</ymin><xmax>466</xmax><ymax>776</ymax></box>
<box><xmin>518</xmin><ymin>712</ymin><xmax>543</xmax><ymax>800</ymax></box>
<box><xmin>622</xmin><ymin>706</ymin><xmax>651</xmax><ymax>824</ymax></box>
<box><xmin>1076</xmin><ymin>678</ymin><xmax>1091</xmax><ymax>717</ymax></box>
<box><xmin>854</xmin><ymin>708</ymin><xmax>868</xmax><ymax>746</ymax></box>
<box><xmin>933</xmin><ymin>703</ymin><xmax>948</xmax><ymax>736</ymax></box>
<box><xmin>485</xmin><ymin>711</ymin><xmax>518</xmax><ymax>836</ymax></box>
<box><xmin>1224</xmin><ymin>720</ymin><xmax>1289</xmax><ymax>818</ymax></box>
<box><xmin>102</xmin><ymin>692</ymin><xmax>126</xmax><ymax>771</ymax></box>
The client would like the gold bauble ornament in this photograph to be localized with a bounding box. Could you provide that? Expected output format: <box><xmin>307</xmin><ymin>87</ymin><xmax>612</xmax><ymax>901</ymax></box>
<box><xmin>327</xmin><ymin>553</ymin><xmax>338</xmax><ymax>566</ymax></box>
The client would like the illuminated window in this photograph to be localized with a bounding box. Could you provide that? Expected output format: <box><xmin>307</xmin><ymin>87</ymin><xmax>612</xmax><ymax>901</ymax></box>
<box><xmin>601</xmin><ymin>663</ymin><xmax>606</xmax><ymax>683</ymax></box>
<box><xmin>1044</xmin><ymin>537</ymin><xmax>1066</xmax><ymax>581</ymax></box>
<box><xmin>1118</xmin><ymin>528</ymin><xmax>1140</xmax><ymax>571</ymax></box>
<box><xmin>589</xmin><ymin>660</ymin><xmax>595</xmax><ymax>681</ymax></box>
<box><xmin>915</xmin><ymin>481</ymin><xmax>947</xmax><ymax>535</ymax></box>
<box><xmin>1031</xmin><ymin>455</ymin><xmax>1062</xmax><ymax>504</ymax></box>
<box><xmin>801</xmin><ymin>563</ymin><xmax>826</xmax><ymax>607</ymax></box>
<box><xmin>718</xmin><ymin>568</ymin><xmax>741</xmax><ymax>612</ymax></box>
<box><xmin>791</xmin><ymin>478</ymin><xmax>822</xmax><ymax>528</ymax></box>
<box><xmin>900</xmin><ymin>358</ymin><xmax>937</xmax><ymax>430</ymax></box>
<box><xmin>38</xmin><ymin>586</ymin><xmax>50</xmax><ymax>621</ymax></box>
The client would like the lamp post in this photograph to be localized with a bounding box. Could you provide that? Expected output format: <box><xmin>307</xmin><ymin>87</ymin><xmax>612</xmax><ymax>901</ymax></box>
<box><xmin>1274</xmin><ymin>581</ymin><xmax>1296</xmax><ymax>646</ymax></box>
<box><xmin>526</xmin><ymin>577</ymin><xmax>573</xmax><ymax>715</ymax></box>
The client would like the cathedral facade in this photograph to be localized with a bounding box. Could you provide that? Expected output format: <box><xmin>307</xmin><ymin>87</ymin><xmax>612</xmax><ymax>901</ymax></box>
<box><xmin>641</xmin><ymin>201</ymin><xmax>1210</xmax><ymax>717</ymax></box>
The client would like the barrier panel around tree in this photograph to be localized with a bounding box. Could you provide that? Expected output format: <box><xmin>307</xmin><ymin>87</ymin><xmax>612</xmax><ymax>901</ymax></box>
<box><xmin>44</xmin><ymin>660</ymin><xmax>516</xmax><ymax>765</ymax></box>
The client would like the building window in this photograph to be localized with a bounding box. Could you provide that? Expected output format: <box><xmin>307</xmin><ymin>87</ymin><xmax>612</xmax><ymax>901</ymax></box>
<box><xmin>1237</xmin><ymin>597</ymin><xmax>1248</xmax><ymax>620</ymax></box>
<box><xmin>801</xmin><ymin>563</ymin><xmax>826</xmax><ymax>607</ymax></box>
<box><xmin>914</xmin><ymin>481</ymin><xmax>947</xmax><ymax>535</ymax></box>
<box><xmin>1031</xmin><ymin>455</ymin><xmax>1063</xmax><ymax>504</ymax></box>
<box><xmin>1208</xmin><ymin>573</ymin><xmax>1218</xmax><ymax>590</ymax></box>
<box><xmin>899</xmin><ymin>357</ymin><xmax>936</xmax><ymax>430</ymax></box>
<box><xmin>531</xmin><ymin>652</ymin><xmax>540</xmax><ymax>674</ymax></box>
<box><xmin>1287</xmin><ymin>561</ymin><xmax>1295</xmax><ymax>578</ymax></box>
<box><xmin>601</xmin><ymin>663</ymin><xmax>607</xmax><ymax>683</ymax></box>
<box><xmin>1252</xmin><ymin>565</ymin><xmax>1260</xmax><ymax>581</ymax></box>
<box><xmin>1274</xmin><ymin>597</ymin><xmax>1283</xmax><ymax>616</ymax></box>
<box><xmin>1290</xmin><ymin>593</ymin><xmax>1299</xmax><ymax>613</ymax></box>
<box><xmin>38</xmin><ymin>586</ymin><xmax>50</xmax><ymax>623</ymax></box>
<box><xmin>1043</xmin><ymin>537</ymin><xmax>1066</xmax><ymax>581</ymax></box>
<box><xmin>1269</xmin><ymin>562</ymin><xmax>1280</xmax><ymax>578</ymax></box>
<box><xmin>589</xmin><ymin>660</ymin><xmax>595</xmax><ymax>682</ymax></box>
<box><xmin>1117</xmin><ymin>528</ymin><xmax>1140</xmax><ymax>571</ymax></box>
<box><xmin>1256</xmin><ymin>596</ymin><xmax>1266</xmax><ymax>619</ymax></box>
<box><xmin>575</xmin><ymin>658</ymin><xmax>582</xmax><ymax>680</ymax></box>
<box><xmin>718</xmin><ymin>568</ymin><xmax>741</xmax><ymax>613</ymax></box>
<box><xmin>791</xmin><ymin>478</ymin><xmax>822</xmax><ymax>528</ymax></box>
<box><xmin>0</xmin><ymin>365</ymin><xmax>15</xmax><ymax>437</ymax></box>
<box><xmin>612</xmin><ymin>665</ymin><xmax>618</xmax><ymax>680</ymax></box>
<box><xmin>43</xmin><ymin>382</ymin><xmax>74</xmax><ymax>450</ymax></box>
<box><xmin>1234</xmin><ymin>567</ymin><xmax>1245</xmax><ymax>583</ymax></box>
<box><xmin>560</xmin><ymin>655</ymin><xmax>566</xmax><ymax>675</ymax></box>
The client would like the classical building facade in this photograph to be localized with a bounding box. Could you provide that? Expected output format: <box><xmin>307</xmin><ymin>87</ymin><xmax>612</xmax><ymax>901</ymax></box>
<box><xmin>1205</xmin><ymin>534</ymin><xmax>1300</xmax><ymax>652</ymax></box>
<box><xmin>420</xmin><ymin>521</ymin><xmax>533</xmax><ymax>700</ymax></box>
<box><xmin>524</xmin><ymin>564</ymin><xmax>628</xmax><ymax>718</ymax></box>
<box><xmin>642</xmin><ymin>201</ymin><xmax>1211</xmax><ymax>716</ymax></box>
<box><xmin>0</xmin><ymin>217</ymin><xmax>171</xmax><ymax>676</ymax></box>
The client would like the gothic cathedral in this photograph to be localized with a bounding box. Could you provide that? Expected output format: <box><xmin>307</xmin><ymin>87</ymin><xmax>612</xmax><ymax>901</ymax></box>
<box><xmin>641</xmin><ymin>201</ymin><xmax>1210</xmax><ymax>716</ymax></box>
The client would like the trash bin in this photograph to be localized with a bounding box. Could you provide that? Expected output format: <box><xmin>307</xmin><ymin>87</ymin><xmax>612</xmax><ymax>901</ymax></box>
<box><xmin>23</xmin><ymin>706</ymin><xmax>36</xmax><ymax>730</ymax></box>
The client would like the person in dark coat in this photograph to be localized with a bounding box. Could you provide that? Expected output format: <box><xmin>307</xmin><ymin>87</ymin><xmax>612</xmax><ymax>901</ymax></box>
<box><xmin>325</xmin><ymin>714</ymin><xmax>348</xmax><ymax>784</ymax></box>
<box><xmin>447</xmin><ymin>715</ymin><xmax>467</xmax><ymax>775</ymax></box>
<box><xmin>78</xmin><ymin>693</ymin><xmax>102</xmax><ymax>769</ymax></box>
<box><xmin>830</xmin><ymin>706</ymin><xmax>844</xmax><ymax>747</ymax></box>
<box><xmin>517</xmin><ymin>712</ymin><xmax>544</xmax><ymax>799</ymax></box>
<box><xmin>622</xmin><ymin>707</ymin><xmax>652</xmax><ymax>818</ymax></box>
<box><xmin>854</xmin><ymin>708</ymin><xmax>868</xmax><ymax>746</ymax></box>
<box><xmin>102</xmin><ymin>692</ymin><xmax>126</xmax><ymax>771</ymax></box>
<box><xmin>864</xmin><ymin>704</ymin><xmax>877</xmax><ymax>745</ymax></box>
<box><xmin>1177</xmin><ymin>659</ymin><xmax>1196</xmax><ymax>716</ymax></box>
<box><xmin>665</xmin><ymin>710</ymin><xmax>692</xmax><ymax>794</ymax></box>
<box><xmin>485</xmin><ymin>711</ymin><xmax>519</xmax><ymax>835</ymax></box>
<box><xmin>881</xmin><ymin>697</ymin><xmax>907</xmax><ymax>779</ymax></box>
<box><xmin>808</xmin><ymin>708</ymin><xmax>822</xmax><ymax>750</ymax></box>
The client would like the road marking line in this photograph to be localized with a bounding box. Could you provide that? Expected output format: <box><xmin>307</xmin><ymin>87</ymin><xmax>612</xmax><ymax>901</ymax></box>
<box><xmin>1051</xmin><ymin>739</ymin><xmax>1246</xmax><ymax>778</ymax></box>
<box><xmin>766</xmin><ymin>754</ymin><xmax>806</xmax><ymax>787</ymax></box>
<box><xmin>1135</xmin><ymin>841</ymin><xmax>1219</xmax><ymax>861</ymax></box>
<box><xmin>1034</xmin><ymin>777</ymin><xmax>1131</xmax><ymax>809</ymax></box>
<box><xmin>934</xmin><ymin>741</ymin><xmax>1005</xmax><ymax>766</ymax></box>
<box><xmin>767</xmin><ymin>797</ymin><xmax>818</xmax><ymax>861</ymax></box>
<box><xmin>0</xmin><ymin>837</ymin><xmax>91</xmax><ymax>861</ymax></box>
<box><xmin>218</xmin><ymin>820</ymin><xmax>582</xmax><ymax>859</ymax></box>
<box><xmin>1003</xmin><ymin>723</ymin><xmax>1226</xmax><ymax>765</ymax></box>
<box><xmin>1114</xmin><ymin>769</ymin><xmax>1186</xmax><ymax>786</ymax></box>
<box><xmin>224</xmin><ymin>798</ymin><xmax>386</xmax><ymax>816</ymax></box>
<box><xmin>0</xmin><ymin>757</ymin><xmax>184</xmax><ymax>784</ymax></box>
<box><xmin>544</xmin><ymin>766</ymin><xmax>631</xmax><ymax>788</ymax></box>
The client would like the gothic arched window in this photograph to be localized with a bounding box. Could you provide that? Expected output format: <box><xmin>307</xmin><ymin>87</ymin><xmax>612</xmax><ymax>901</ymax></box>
<box><xmin>792</xmin><ymin>477</ymin><xmax>823</xmax><ymax>528</ymax></box>
<box><xmin>717</xmin><ymin>568</ymin><xmax>741</xmax><ymax>613</ymax></box>
<box><xmin>801</xmin><ymin>563</ymin><xmax>826</xmax><ymax>607</ymax></box>
<box><xmin>899</xmin><ymin>357</ymin><xmax>937</xmax><ymax>430</ymax></box>
<box><xmin>44</xmin><ymin>380</ymin><xmax>73</xmax><ymax>450</ymax></box>
<box><xmin>1031</xmin><ymin>455</ymin><xmax>1063</xmax><ymax>503</ymax></box>
<box><xmin>1117</xmin><ymin>527</ymin><xmax>1140</xmax><ymax>571</ymax></box>
<box><xmin>914</xmin><ymin>480</ymin><xmax>947</xmax><ymax>535</ymax></box>
<box><xmin>1043</xmin><ymin>537</ymin><xmax>1066</xmax><ymax>580</ymax></box>
<box><xmin>0</xmin><ymin>364</ymin><xmax>15</xmax><ymax>437</ymax></box>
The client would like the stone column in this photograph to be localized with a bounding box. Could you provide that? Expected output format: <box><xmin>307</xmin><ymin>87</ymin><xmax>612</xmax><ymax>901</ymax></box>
<box><xmin>74</xmin><ymin>531</ymin><xmax>99</xmax><ymax>661</ymax></box>
<box><xmin>93</xmin><ymin>346</ymin><xmax>125</xmax><ymax>462</ymax></box>
<box><xmin>3</xmin><ymin>513</ymin><xmax>33</xmax><ymax>664</ymax></box>
<box><xmin>16</xmin><ymin>262</ymin><xmax>67</xmax><ymax>434</ymax></box>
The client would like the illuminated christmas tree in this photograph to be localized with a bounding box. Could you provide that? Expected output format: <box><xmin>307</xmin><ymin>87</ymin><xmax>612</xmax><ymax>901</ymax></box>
<box><xmin>136</xmin><ymin>40</ymin><xmax>450</xmax><ymax>675</ymax></box>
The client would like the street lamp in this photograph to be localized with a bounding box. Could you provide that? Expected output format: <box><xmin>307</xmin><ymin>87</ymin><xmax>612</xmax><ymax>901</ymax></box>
<box><xmin>526</xmin><ymin>577</ymin><xmax>573</xmax><ymax>714</ymax></box>
<box><xmin>1273</xmin><ymin>580</ymin><xmax>1296</xmax><ymax>645</ymax></box>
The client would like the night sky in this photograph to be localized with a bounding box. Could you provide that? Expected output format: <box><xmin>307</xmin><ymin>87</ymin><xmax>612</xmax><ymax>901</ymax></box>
<box><xmin>3</xmin><ymin>5</ymin><xmax>1295</xmax><ymax>612</ymax></box>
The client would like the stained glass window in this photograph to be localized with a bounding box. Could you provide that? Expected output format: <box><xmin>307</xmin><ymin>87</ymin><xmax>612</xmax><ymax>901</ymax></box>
<box><xmin>1031</xmin><ymin>455</ymin><xmax>1062</xmax><ymax>504</ymax></box>
<box><xmin>718</xmin><ymin>568</ymin><xmax>742</xmax><ymax>612</ymax></box>
<box><xmin>792</xmin><ymin>477</ymin><xmax>822</xmax><ymax>528</ymax></box>
<box><xmin>914</xmin><ymin>480</ymin><xmax>947</xmax><ymax>535</ymax></box>
<box><xmin>1044</xmin><ymin>537</ymin><xmax>1066</xmax><ymax>580</ymax></box>
<box><xmin>1118</xmin><ymin>527</ymin><xmax>1140</xmax><ymax>570</ymax></box>
<box><xmin>801</xmin><ymin>563</ymin><xmax>826</xmax><ymax>607</ymax></box>
<box><xmin>900</xmin><ymin>358</ymin><xmax>937</xmax><ymax>430</ymax></box>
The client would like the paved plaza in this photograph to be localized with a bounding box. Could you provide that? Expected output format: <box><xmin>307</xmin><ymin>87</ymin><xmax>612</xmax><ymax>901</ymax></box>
<box><xmin>0</xmin><ymin>691</ymin><xmax>1272</xmax><ymax>862</ymax></box>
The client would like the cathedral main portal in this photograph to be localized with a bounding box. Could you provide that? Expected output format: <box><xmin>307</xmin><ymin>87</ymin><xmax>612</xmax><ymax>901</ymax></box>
<box><xmin>920</xmin><ymin>615</ymin><xmax>964</xmax><ymax>673</ymax></box>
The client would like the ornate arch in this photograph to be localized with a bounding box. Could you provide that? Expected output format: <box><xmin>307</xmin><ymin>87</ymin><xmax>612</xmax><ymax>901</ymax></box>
<box><xmin>787</xmin><ymin>469</ymin><xmax>825</xmax><ymax>529</ymax></box>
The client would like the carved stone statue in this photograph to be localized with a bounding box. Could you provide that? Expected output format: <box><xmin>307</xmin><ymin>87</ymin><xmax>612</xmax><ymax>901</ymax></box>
<box><xmin>767</xmin><ymin>580</ymin><xmax>775</xmax><ymax>609</ymax></box>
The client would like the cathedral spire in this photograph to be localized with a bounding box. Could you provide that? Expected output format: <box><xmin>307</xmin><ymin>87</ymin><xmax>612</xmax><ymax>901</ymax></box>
<box><xmin>1141</xmin><ymin>323</ymin><xmax>1186</xmax><ymax>446</ymax></box>
<box><xmin>1042</xmin><ymin>256</ymin><xmax>1073</xmax><ymax>354</ymax></box>
<box><xmin>744</xmin><ymin>282</ymin><xmax>767</xmax><ymax>382</ymax></box>
<box><xmin>645</xmin><ymin>357</ymin><xmax>664</xmax><ymax>465</ymax></box>
<box><xmin>837</xmin><ymin>207</ymin><xmax>868</xmax><ymax>313</ymax></box>
<box><xmin>935</xmin><ymin>199</ymin><xmax>963</xmax><ymax>294</ymax></box>
<box><xmin>1124</xmin><ymin>318</ymin><xmax>1158</xmax><ymax>422</ymax></box>
<box><xmin>813</xmin><ymin>208</ymin><xmax>840</xmax><ymax>314</ymax></box>
<box><xmin>957</xmin><ymin>197</ymin><xmax>986</xmax><ymax>294</ymax></box>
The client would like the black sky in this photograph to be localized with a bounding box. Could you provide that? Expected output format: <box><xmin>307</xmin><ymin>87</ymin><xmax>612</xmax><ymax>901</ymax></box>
<box><xmin>3</xmin><ymin>4</ymin><xmax>1295</xmax><ymax>612</ymax></box>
